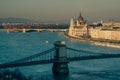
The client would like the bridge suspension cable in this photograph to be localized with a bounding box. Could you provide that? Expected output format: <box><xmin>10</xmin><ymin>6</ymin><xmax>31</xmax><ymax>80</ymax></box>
<box><xmin>66</xmin><ymin>47</ymin><xmax>120</xmax><ymax>61</ymax></box>
<box><xmin>1</xmin><ymin>45</ymin><xmax>120</xmax><ymax>69</ymax></box>
<box><xmin>66</xmin><ymin>47</ymin><xmax>107</xmax><ymax>58</ymax></box>
<box><xmin>0</xmin><ymin>47</ymin><xmax>56</xmax><ymax>69</ymax></box>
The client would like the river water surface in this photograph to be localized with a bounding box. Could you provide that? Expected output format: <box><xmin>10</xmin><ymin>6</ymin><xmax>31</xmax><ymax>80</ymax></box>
<box><xmin>0</xmin><ymin>30</ymin><xmax>120</xmax><ymax>80</ymax></box>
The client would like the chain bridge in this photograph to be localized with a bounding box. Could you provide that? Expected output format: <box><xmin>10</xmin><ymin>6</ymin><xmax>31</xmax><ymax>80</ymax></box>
<box><xmin>0</xmin><ymin>41</ymin><xmax>120</xmax><ymax>75</ymax></box>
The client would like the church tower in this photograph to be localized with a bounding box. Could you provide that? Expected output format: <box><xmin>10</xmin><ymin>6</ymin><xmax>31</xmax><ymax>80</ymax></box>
<box><xmin>68</xmin><ymin>19</ymin><xmax>75</xmax><ymax>36</ymax></box>
<box><xmin>76</xmin><ymin>20</ymin><xmax>80</xmax><ymax>26</ymax></box>
<box><xmin>70</xmin><ymin>18</ymin><xmax>74</xmax><ymax>27</ymax></box>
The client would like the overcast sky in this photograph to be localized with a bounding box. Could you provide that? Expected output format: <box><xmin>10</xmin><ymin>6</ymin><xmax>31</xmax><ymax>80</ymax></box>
<box><xmin>0</xmin><ymin>0</ymin><xmax>120</xmax><ymax>23</ymax></box>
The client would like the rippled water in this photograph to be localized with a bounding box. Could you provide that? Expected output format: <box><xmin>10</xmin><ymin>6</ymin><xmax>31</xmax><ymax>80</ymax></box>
<box><xmin>0</xmin><ymin>30</ymin><xmax>120</xmax><ymax>80</ymax></box>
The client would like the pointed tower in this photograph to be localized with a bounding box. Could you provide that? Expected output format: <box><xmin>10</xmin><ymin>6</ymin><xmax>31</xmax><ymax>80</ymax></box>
<box><xmin>76</xmin><ymin>20</ymin><xmax>80</xmax><ymax>26</ymax></box>
<box><xmin>70</xmin><ymin>18</ymin><xmax>74</xmax><ymax>27</ymax></box>
<box><xmin>109</xmin><ymin>19</ymin><xmax>113</xmax><ymax>28</ymax></box>
<box><xmin>68</xmin><ymin>19</ymin><xmax>75</xmax><ymax>36</ymax></box>
<box><xmin>77</xmin><ymin>12</ymin><xmax>84</xmax><ymax>22</ymax></box>
<box><xmin>77</xmin><ymin>12</ymin><xmax>86</xmax><ymax>26</ymax></box>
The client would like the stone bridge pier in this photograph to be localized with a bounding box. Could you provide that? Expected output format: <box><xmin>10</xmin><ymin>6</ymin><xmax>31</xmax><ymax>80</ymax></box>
<box><xmin>52</xmin><ymin>41</ymin><xmax>69</xmax><ymax>75</ymax></box>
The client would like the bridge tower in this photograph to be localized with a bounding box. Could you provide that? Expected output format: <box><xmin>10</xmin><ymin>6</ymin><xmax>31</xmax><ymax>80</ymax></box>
<box><xmin>52</xmin><ymin>41</ymin><xmax>69</xmax><ymax>75</ymax></box>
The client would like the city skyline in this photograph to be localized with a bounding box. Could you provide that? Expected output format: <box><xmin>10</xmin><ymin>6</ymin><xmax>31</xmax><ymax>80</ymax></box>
<box><xmin>0</xmin><ymin>0</ymin><xmax>120</xmax><ymax>23</ymax></box>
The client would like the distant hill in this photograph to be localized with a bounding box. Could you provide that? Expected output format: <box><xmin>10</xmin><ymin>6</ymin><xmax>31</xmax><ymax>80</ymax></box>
<box><xmin>0</xmin><ymin>18</ymin><xmax>33</xmax><ymax>23</ymax></box>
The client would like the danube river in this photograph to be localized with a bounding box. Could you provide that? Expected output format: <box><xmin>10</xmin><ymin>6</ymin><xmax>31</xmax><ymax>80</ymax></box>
<box><xmin>0</xmin><ymin>30</ymin><xmax>120</xmax><ymax>80</ymax></box>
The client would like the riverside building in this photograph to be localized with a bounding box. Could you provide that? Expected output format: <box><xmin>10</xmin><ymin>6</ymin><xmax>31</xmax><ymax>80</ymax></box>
<box><xmin>68</xmin><ymin>13</ymin><xmax>120</xmax><ymax>41</ymax></box>
<box><xmin>90</xmin><ymin>21</ymin><xmax>120</xmax><ymax>41</ymax></box>
<box><xmin>68</xmin><ymin>13</ymin><xmax>88</xmax><ymax>38</ymax></box>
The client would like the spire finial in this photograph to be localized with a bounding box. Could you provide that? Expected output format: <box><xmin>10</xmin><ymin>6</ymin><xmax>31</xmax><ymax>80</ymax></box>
<box><xmin>79</xmin><ymin>12</ymin><xmax>81</xmax><ymax>17</ymax></box>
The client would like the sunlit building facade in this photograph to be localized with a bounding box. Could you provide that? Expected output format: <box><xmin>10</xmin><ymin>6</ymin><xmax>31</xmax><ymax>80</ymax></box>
<box><xmin>68</xmin><ymin>13</ymin><xmax>88</xmax><ymax>37</ymax></box>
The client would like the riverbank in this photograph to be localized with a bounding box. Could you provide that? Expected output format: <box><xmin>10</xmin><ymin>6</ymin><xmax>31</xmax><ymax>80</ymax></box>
<box><xmin>62</xmin><ymin>31</ymin><xmax>120</xmax><ymax>48</ymax></box>
<box><xmin>93</xmin><ymin>42</ymin><xmax>120</xmax><ymax>48</ymax></box>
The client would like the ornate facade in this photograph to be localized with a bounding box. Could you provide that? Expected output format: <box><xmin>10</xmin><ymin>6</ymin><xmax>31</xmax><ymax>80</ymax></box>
<box><xmin>68</xmin><ymin>13</ymin><xmax>88</xmax><ymax>37</ymax></box>
<box><xmin>68</xmin><ymin>13</ymin><xmax>120</xmax><ymax>41</ymax></box>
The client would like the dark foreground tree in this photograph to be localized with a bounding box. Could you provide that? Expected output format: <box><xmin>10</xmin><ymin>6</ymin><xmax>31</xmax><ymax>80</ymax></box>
<box><xmin>0</xmin><ymin>69</ymin><xmax>33</xmax><ymax>80</ymax></box>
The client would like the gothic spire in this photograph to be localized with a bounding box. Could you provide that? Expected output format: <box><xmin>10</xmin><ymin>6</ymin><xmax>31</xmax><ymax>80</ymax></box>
<box><xmin>77</xmin><ymin>12</ymin><xmax>84</xmax><ymax>22</ymax></box>
<box><xmin>79</xmin><ymin>12</ymin><xmax>81</xmax><ymax>17</ymax></box>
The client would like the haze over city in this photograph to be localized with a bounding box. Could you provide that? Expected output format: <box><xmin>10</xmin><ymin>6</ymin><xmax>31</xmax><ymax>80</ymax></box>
<box><xmin>0</xmin><ymin>0</ymin><xmax>120</xmax><ymax>23</ymax></box>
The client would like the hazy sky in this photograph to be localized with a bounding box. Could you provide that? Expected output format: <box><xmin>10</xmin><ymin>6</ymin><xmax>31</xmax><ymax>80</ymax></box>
<box><xmin>0</xmin><ymin>0</ymin><xmax>120</xmax><ymax>23</ymax></box>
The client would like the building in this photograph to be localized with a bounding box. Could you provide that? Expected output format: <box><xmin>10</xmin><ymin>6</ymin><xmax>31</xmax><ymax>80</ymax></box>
<box><xmin>102</xmin><ymin>21</ymin><xmax>120</xmax><ymax>30</ymax></box>
<box><xmin>90</xmin><ymin>21</ymin><xmax>120</xmax><ymax>41</ymax></box>
<box><xmin>68</xmin><ymin>13</ymin><xmax>88</xmax><ymax>38</ymax></box>
<box><xmin>68</xmin><ymin>13</ymin><xmax>120</xmax><ymax>41</ymax></box>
